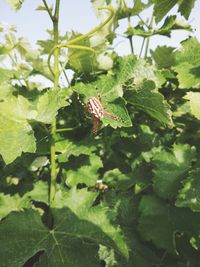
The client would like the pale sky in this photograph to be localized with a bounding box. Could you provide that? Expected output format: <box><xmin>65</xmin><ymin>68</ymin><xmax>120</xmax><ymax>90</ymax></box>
<box><xmin>0</xmin><ymin>0</ymin><xmax>200</xmax><ymax>56</ymax></box>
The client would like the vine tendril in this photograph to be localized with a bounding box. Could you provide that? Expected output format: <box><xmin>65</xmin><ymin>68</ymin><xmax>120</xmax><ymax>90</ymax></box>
<box><xmin>47</xmin><ymin>6</ymin><xmax>114</xmax><ymax>77</ymax></box>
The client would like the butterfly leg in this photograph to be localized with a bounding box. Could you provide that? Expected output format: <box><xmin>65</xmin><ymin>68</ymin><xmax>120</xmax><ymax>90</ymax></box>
<box><xmin>104</xmin><ymin>111</ymin><xmax>121</xmax><ymax>122</ymax></box>
<box><xmin>92</xmin><ymin>117</ymin><xmax>100</xmax><ymax>134</ymax></box>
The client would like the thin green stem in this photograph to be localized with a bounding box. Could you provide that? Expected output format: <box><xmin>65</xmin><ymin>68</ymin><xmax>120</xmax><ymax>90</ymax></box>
<box><xmin>137</xmin><ymin>14</ymin><xmax>150</xmax><ymax>29</ymax></box>
<box><xmin>144</xmin><ymin>15</ymin><xmax>154</xmax><ymax>59</ymax></box>
<box><xmin>139</xmin><ymin>37</ymin><xmax>146</xmax><ymax>58</ymax></box>
<box><xmin>42</xmin><ymin>0</ymin><xmax>54</xmax><ymax>21</ymax></box>
<box><xmin>49</xmin><ymin>0</ymin><xmax>60</xmax><ymax>205</ymax></box>
<box><xmin>128</xmin><ymin>36</ymin><xmax>134</xmax><ymax>54</ymax></box>
<box><xmin>56</xmin><ymin>126</ymin><xmax>79</xmax><ymax>133</ymax></box>
<box><xmin>47</xmin><ymin>6</ymin><xmax>114</xmax><ymax>77</ymax></box>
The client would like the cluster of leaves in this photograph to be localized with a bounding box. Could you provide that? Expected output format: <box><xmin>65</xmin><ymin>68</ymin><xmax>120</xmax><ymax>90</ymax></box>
<box><xmin>1</xmin><ymin>0</ymin><xmax>200</xmax><ymax>266</ymax></box>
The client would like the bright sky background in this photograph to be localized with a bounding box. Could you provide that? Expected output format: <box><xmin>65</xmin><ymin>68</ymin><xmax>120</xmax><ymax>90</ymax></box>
<box><xmin>0</xmin><ymin>0</ymin><xmax>200</xmax><ymax>56</ymax></box>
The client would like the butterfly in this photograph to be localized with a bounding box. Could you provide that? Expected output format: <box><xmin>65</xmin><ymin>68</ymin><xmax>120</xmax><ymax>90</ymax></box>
<box><xmin>86</xmin><ymin>95</ymin><xmax>121</xmax><ymax>134</ymax></box>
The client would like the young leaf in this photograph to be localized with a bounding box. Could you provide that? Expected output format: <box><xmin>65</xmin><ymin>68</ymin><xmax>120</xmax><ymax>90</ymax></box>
<box><xmin>151</xmin><ymin>46</ymin><xmax>175</xmax><ymax>69</ymax></box>
<box><xmin>173</xmin><ymin>38</ymin><xmax>200</xmax><ymax>89</ymax></box>
<box><xmin>6</xmin><ymin>0</ymin><xmax>25</xmax><ymax>10</ymax></box>
<box><xmin>184</xmin><ymin>92</ymin><xmax>200</xmax><ymax>120</ymax></box>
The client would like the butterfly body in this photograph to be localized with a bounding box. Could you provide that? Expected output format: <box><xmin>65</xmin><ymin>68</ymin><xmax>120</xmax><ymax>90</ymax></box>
<box><xmin>87</xmin><ymin>96</ymin><xmax>104</xmax><ymax>120</ymax></box>
<box><xmin>85</xmin><ymin>95</ymin><xmax>122</xmax><ymax>134</ymax></box>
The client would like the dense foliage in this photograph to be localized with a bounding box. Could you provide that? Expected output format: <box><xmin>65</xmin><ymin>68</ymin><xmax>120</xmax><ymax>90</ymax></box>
<box><xmin>0</xmin><ymin>0</ymin><xmax>200</xmax><ymax>266</ymax></box>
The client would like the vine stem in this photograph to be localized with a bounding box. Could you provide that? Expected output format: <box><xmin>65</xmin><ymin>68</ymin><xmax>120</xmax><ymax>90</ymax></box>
<box><xmin>42</xmin><ymin>0</ymin><xmax>54</xmax><ymax>21</ymax></box>
<box><xmin>144</xmin><ymin>14</ymin><xmax>154</xmax><ymax>59</ymax></box>
<box><xmin>49</xmin><ymin>0</ymin><xmax>60</xmax><ymax>205</ymax></box>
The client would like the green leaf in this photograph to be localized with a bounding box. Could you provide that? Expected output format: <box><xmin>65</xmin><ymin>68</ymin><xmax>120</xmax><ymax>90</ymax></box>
<box><xmin>173</xmin><ymin>38</ymin><xmax>200</xmax><ymax>89</ymax></box>
<box><xmin>151</xmin><ymin>46</ymin><xmax>175</xmax><ymax>69</ymax></box>
<box><xmin>53</xmin><ymin>188</ymin><xmax>129</xmax><ymax>258</ymax></box>
<box><xmin>0</xmin><ymin>181</ymin><xmax>48</xmax><ymax>219</ymax></box>
<box><xmin>124</xmin><ymin>80</ymin><xmax>173</xmax><ymax>126</ymax></box>
<box><xmin>184</xmin><ymin>92</ymin><xmax>200</xmax><ymax>119</ymax></box>
<box><xmin>152</xmin><ymin>144</ymin><xmax>196</xmax><ymax>199</ymax></box>
<box><xmin>98</xmin><ymin>245</ymin><xmax>117</xmax><ymax>267</ymax></box>
<box><xmin>0</xmin><ymin>84</ymin><xmax>36</xmax><ymax>164</ymax></box>
<box><xmin>66</xmin><ymin>154</ymin><xmax>103</xmax><ymax>187</ymax></box>
<box><xmin>0</xmin><ymin>188</ymin><xmax>129</xmax><ymax>266</ymax></box>
<box><xmin>176</xmin><ymin>169</ymin><xmax>200</xmax><ymax>212</ymax></box>
<box><xmin>178</xmin><ymin>0</ymin><xmax>196</xmax><ymax>20</ymax></box>
<box><xmin>175</xmin><ymin>38</ymin><xmax>200</xmax><ymax>67</ymax></box>
<box><xmin>0</xmin><ymin>68</ymin><xmax>17</xmax><ymax>83</ymax></box>
<box><xmin>56</xmin><ymin>137</ymin><xmax>97</xmax><ymax>163</ymax></box>
<box><xmin>34</xmin><ymin>89</ymin><xmax>69</xmax><ymax>124</ymax></box>
<box><xmin>173</xmin><ymin>63</ymin><xmax>200</xmax><ymax>89</ymax></box>
<box><xmin>0</xmin><ymin>193</ymin><xmax>29</xmax><ymax>220</ymax></box>
<box><xmin>153</xmin><ymin>0</ymin><xmax>178</xmax><ymax>23</ymax></box>
<box><xmin>156</xmin><ymin>15</ymin><xmax>192</xmax><ymax>36</ymax></box>
<box><xmin>6</xmin><ymin>0</ymin><xmax>25</xmax><ymax>10</ymax></box>
<box><xmin>103</xmin><ymin>168</ymin><xmax>134</xmax><ymax>191</ymax></box>
<box><xmin>154</xmin><ymin>0</ymin><xmax>195</xmax><ymax>23</ymax></box>
<box><xmin>125</xmin><ymin>16</ymin><xmax>192</xmax><ymax>38</ymax></box>
<box><xmin>118</xmin><ymin>56</ymin><xmax>164</xmax><ymax>88</ymax></box>
<box><xmin>25</xmin><ymin>180</ymin><xmax>49</xmax><ymax>204</ymax></box>
<box><xmin>138</xmin><ymin>194</ymin><xmax>200</xmax><ymax>253</ymax></box>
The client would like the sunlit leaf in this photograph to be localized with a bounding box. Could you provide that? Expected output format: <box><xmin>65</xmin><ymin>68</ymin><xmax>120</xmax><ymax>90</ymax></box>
<box><xmin>176</xmin><ymin>169</ymin><xmax>200</xmax><ymax>212</ymax></box>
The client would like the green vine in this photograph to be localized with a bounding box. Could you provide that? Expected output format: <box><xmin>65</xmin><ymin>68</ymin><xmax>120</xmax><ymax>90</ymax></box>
<box><xmin>47</xmin><ymin>6</ymin><xmax>114</xmax><ymax>77</ymax></box>
<box><xmin>44</xmin><ymin>2</ymin><xmax>114</xmax><ymax>204</ymax></box>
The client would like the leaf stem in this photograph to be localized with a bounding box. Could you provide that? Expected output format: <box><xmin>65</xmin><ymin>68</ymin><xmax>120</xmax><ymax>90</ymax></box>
<box><xmin>42</xmin><ymin>0</ymin><xmax>54</xmax><ymax>21</ymax></box>
<box><xmin>47</xmin><ymin>6</ymin><xmax>114</xmax><ymax>76</ymax></box>
<box><xmin>128</xmin><ymin>36</ymin><xmax>134</xmax><ymax>54</ymax></box>
<box><xmin>49</xmin><ymin>0</ymin><xmax>60</xmax><ymax>205</ymax></box>
<box><xmin>144</xmin><ymin>14</ymin><xmax>154</xmax><ymax>59</ymax></box>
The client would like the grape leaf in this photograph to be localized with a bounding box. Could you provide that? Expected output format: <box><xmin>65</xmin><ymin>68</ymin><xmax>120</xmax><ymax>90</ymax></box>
<box><xmin>56</xmin><ymin>137</ymin><xmax>98</xmax><ymax>163</ymax></box>
<box><xmin>124</xmin><ymin>80</ymin><xmax>173</xmax><ymax>126</ymax></box>
<box><xmin>178</xmin><ymin>0</ymin><xmax>196</xmax><ymax>19</ymax></box>
<box><xmin>0</xmin><ymin>188</ymin><xmax>129</xmax><ymax>266</ymax></box>
<box><xmin>175</xmin><ymin>38</ymin><xmax>200</xmax><ymax>67</ymax></box>
<box><xmin>173</xmin><ymin>38</ymin><xmax>200</xmax><ymax>89</ymax></box>
<box><xmin>184</xmin><ymin>92</ymin><xmax>200</xmax><ymax>119</ymax></box>
<box><xmin>0</xmin><ymin>193</ymin><xmax>28</xmax><ymax>220</ymax></box>
<box><xmin>6</xmin><ymin>0</ymin><xmax>25</xmax><ymax>10</ymax></box>
<box><xmin>34</xmin><ymin>89</ymin><xmax>69</xmax><ymax>124</ymax></box>
<box><xmin>65</xmin><ymin>154</ymin><xmax>103</xmax><ymax>187</ymax></box>
<box><xmin>176</xmin><ymin>169</ymin><xmax>200</xmax><ymax>212</ymax></box>
<box><xmin>138</xmin><ymin>194</ymin><xmax>200</xmax><ymax>253</ymax></box>
<box><xmin>103</xmin><ymin>168</ymin><xmax>134</xmax><ymax>191</ymax></box>
<box><xmin>125</xmin><ymin>16</ymin><xmax>192</xmax><ymax>38</ymax></box>
<box><xmin>0</xmin><ymin>83</ymin><xmax>36</xmax><ymax>164</ymax></box>
<box><xmin>151</xmin><ymin>46</ymin><xmax>175</xmax><ymax>69</ymax></box>
<box><xmin>152</xmin><ymin>144</ymin><xmax>196</xmax><ymax>199</ymax></box>
<box><xmin>0</xmin><ymin>181</ymin><xmax>48</xmax><ymax>220</ymax></box>
<box><xmin>173</xmin><ymin>63</ymin><xmax>200</xmax><ymax>89</ymax></box>
<box><xmin>0</xmin><ymin>83</ymin><xmax>69</xmax><ymax>164</ymax></box>
<box><xmin>153</xmin><ymin>0</ymin><xmax>178</xmax><ymax>23</ymax></box>
<box><xmin>153</xmin><ymin>0</ymin><xmax>196</xmax><ymax>23</ymax></box>
<box><xmin>118</xmin><ymin>56</ymin><xmax>165</xmax><ymax>88</ymax></box>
